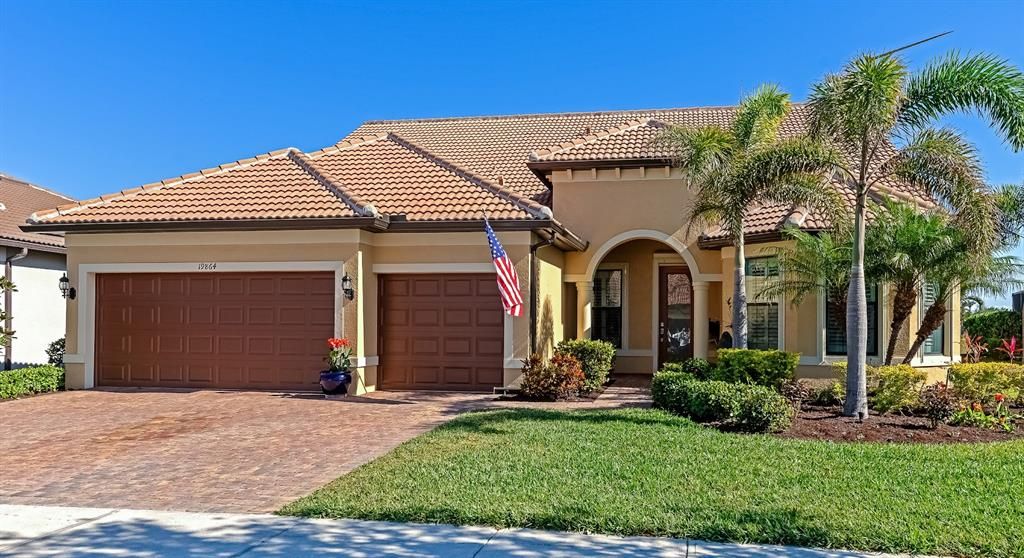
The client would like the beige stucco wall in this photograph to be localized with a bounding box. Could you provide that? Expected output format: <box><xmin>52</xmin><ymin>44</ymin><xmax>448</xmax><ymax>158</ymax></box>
<box><xmin>536</xmin><ymin>245</ymin><xmax>565</xmax><ymax>359</ymax></box>
<box><xmin>61</xmin><ymin>229</ymin><xmax>538</xmax><ymax>393</ymax></box>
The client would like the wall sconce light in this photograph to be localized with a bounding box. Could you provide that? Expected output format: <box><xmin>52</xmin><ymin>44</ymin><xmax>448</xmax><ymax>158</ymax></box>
<box><xmin>59</xmin><ymin>273</ymin><xmax>77</xmax><ymax>300</ymax></box>
<box><xmin>341</xmin><ymin>273</ymin><xmax>355</xmax><ymax>300</ymax></box>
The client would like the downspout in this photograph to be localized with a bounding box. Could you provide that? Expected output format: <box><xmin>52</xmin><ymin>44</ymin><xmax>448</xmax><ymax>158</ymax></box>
<box><xmin>529</xmin><ymin>230</ymin><xmax>556</xmax><ymax>355</ymax></box>
<box><xmin>4</xmin><ymin>247</ymin><xmax>28</xmax><ymax>370</ymax></box>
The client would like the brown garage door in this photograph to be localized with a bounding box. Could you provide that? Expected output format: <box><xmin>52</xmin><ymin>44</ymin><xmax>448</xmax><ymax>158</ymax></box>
<box><xmin>379</xmin><ymin>274</ymin><xmax>503</xmax><ymax>391</ymax></box>
<box><xmin>96</xmin><ymin>272</ymin><xmax>334</xmax><ymax>390</ymax></box>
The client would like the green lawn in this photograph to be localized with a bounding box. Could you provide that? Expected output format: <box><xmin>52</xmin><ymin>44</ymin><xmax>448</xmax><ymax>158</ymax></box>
<box><xmin>280</xmin><ymin>408</ymin><xmax>1024</xmax><ymax>558</ymax></box>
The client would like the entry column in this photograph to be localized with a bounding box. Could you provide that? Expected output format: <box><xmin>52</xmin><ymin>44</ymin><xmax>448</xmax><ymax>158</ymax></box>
<box><xmin>575</xmin><ymin>280</ymin><xmax>593</xmax><ymax>339</ymax></box>
<box><xmin>692</xmin><ymin>281</ymin><xmax>709</xmax><ymax>359</ymax></box>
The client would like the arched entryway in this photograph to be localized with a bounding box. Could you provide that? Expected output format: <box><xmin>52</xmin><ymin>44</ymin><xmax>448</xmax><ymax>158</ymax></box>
<box><xmin>574</xmin><ymin>231</ymin><xmax>720</xmax><ymax>373</ymax></box>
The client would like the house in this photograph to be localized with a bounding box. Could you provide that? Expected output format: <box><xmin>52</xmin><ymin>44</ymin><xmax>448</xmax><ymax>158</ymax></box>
<box><xmin>22</xmin><ymin>106</ymin><xmax>959</xmax><ymax>394</ymax></box>
<box><xmin>1</xmin><ymin>174</ymin><xmax>73</xmax><ymax>368</ymax></box>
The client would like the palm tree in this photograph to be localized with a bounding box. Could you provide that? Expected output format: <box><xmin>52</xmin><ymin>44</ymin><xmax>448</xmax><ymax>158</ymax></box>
<box><xmin>659</xmin><ymin>84</ymin><xmax>843</xmax><ymax>349</ymax></box>
<box><xmin>994</xmin><ymin>183</ymin><xmax>1024</xmax><ymax>247</ymax></box>
<box><xmin>865</xmin><ymin>200</ymin><xmax>956</xmax><ymax>364</ymax></box>
<box><xmin>758</xmin><ymin>226</ymin><xmax>852</xmax><ymax>333</ymax></box>
<box><xmin>807</xmin><ymin>52</ymin><xmax>1024</xmax><ymax>418</ymax></box>
<box><xmin>903</xmin><ymin>246</ymin><xmax>1024</xmax><ymax>364</ymax></box>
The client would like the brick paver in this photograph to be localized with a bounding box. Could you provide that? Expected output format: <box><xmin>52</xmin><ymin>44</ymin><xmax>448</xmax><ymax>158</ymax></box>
<box><xmin>0</xmin><ymin>381</ymin><xmax>649</xmax><ymax>513</ymax></box>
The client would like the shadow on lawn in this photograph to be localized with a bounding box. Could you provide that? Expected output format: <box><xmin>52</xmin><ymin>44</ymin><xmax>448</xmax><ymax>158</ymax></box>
<box><xmin>439</xmin><ymin>407</ymin><xmax>687</xmax><ymax>434</ymax></box>
<box><xmin>1</xmin><ymin>511</ymin><xmax>877</xmax><ymax>558</ymax></box>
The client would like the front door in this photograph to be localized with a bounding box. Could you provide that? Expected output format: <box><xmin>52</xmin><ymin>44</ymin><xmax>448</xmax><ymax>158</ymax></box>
<box><xmin>658</xmin><ymin>266</ymin><xmax>693</xmax><ymax>367</ymax></box>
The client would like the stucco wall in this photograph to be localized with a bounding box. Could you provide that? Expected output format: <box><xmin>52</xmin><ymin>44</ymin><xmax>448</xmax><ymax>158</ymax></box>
<box><xmin>2</xmin><ymin>247</ymin><xmax>66</xmax><ymax>367</ymax></box>
<box><xmin>535</xmin><ymin>245</ymin><xmax>565</xmax><ymax>359</ymax></box>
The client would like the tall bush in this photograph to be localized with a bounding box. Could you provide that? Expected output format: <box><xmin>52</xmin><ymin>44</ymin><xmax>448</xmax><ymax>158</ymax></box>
<box><xmin>554</xmin><ymin>339</ymin><xmax>615</xmax><ymax>393</ymax></box>
<box><xmin>46</xmin><ymin>337</ymin><xmax>66</xmax><ymax>367</ymax></box>
<box><xmin>713</xmin><ymin>349</ymin><xmax>798</xmax><ymax>389</ymax></box>
<box><xmin>963</xmin><ymin>309</ymin><xmax>1022</xmax><ymax>348</ymax></box>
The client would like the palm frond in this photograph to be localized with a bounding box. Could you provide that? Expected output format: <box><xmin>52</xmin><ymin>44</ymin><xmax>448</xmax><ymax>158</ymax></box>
<box><xmin>757</xmin><ymin>226</ymin><xmax>852</xmax><ymax>305</ymax></box>
<box><xmin>993</xmin><ymin>182</ymin><xmax>1024</xmax><ymax>248</ymax></box>
<box><xmin>655</xmin><ymin>125</ymin><xmax>735</xmax><ymax>186</ymax></box>
<box><xmin>899</xmin><ymin>52</ymin><xmax>1024</xmax><ymax>150</ymax></box>
<box><xmin>732</xmin><ymin>84</ymin><xmax>790</xmax><ymax>151</ymax></box>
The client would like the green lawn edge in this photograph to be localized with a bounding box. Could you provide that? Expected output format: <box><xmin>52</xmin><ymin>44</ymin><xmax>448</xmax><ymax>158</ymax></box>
<box><xmin>280</xmin><ymin>408</ymin><xmax>1024</xmax><ymax>558</ymax></box>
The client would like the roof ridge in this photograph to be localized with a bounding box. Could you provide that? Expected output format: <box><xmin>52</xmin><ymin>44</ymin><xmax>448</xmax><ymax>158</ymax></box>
<box><xmin>306</xmin><ymin>133</ymin><xmax>390</xmax><ymax>157</ymax></box>
<box><xmin>360</xmin><ymin>105</ymin><xmax>752</xmax><ymax>125</ymax></box>
<box><xmin>28</xmin><ymin>147</ymin><xmax>299</xmax><ymax>223</ymax></box>
<box><xmin>0</xmin><ymin>173</ymin><xmax>76</xmax><ymax>202</ymax></box>
<box><xmin>528</xmin><ymin>119</ymin><xmax>669</xmax><ymax>161</ymax></box>
<box><xmin>386</xmin><ymin>133</ymin><xmax>550</xmax><ymax>220</ymax></box>
<box><xmin>286</xmin><ymin>150</ymin><xmax>380</xmax><ymax>217</ymax></box>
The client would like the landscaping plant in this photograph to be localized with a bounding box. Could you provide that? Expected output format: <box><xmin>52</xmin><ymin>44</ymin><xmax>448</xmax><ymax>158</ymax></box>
<box><xmin>779</xmin><ymin>379</ymin><xmax>812</xmax><ymax>412</ymax></box>
<box><xmin>0</xmin><ymin>365</ymin><xmax>64</xmax><ymax>399</ymax></box>
<box><xmin>918</xmin><ymin>382</ymin><xmax>958</xmax><ymax>429</ymax></box>
<box><xmin>963</xmin><ymin>308</ymin><xmax>1022</xmax><ymax>350</ymax></box>
<box><xmin>734</xmin><ymin>385</ymin><xmax>794</xmax><ymax>433</ymax></box>
<box><xmin>994</xmin><ymin>336</ymin><xmax>1022</xmax><ymax>363</ymax></box>
<box><xmin>961</xmin><ymin>332</ymin><xmax>988</xmax><ymax>363</ymax></box>
<box><xmin>657</xmin><ymin>84</ymin><xmax>842</xmax><ymax>349</ymax></box>
<box><xmin>554</xmin><ymin>339</ymin><xmax>615</xmax><ymax>393</ymax></box>
<box><xmin>713</xmin><ymin>348</ymin><xmax>798</xmax><ymax>389</ymax></box>
<box><xmin>806</xmin><ymin>50</ymin><xmax>1024</xmax><ymax>417</ymax></box>
<box><xmin>45</xmin><ymin>337</ymin><xmax>65</xmax><ymax>367</ymax></box>
<box><xmin>659</xmin><ymin>358</ymin><xmax>714</xmax><ymax>380</ymax></box>
<box><xmin>870</xmin><ymin>365</ymin><xmax>927</xmax><ymax>414</ymax></box>
<box><xmin>519</xmin><ymin>353</ymin><xmax>584</xmax><ymax>401</ymax></box>
<box><xmin>948</xmin><ymin>362</ymin><xmax>1024</xmax><ymax>404</ymax></box>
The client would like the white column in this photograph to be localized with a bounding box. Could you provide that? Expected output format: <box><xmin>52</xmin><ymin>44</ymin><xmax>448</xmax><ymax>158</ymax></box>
<box><xmin>575</xmin><ymin>280</ymin><xmax>593</xmax><ymax>340</ymax></box>
<box><xmin>692</xmin><ymin>281</ymin><xmax>709</xmax><ymax>359</ymax></box>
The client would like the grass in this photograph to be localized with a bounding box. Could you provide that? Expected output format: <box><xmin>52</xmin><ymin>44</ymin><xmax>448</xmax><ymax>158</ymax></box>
<box><xmin>280</xmin><ymin>408</ymin><xmax>1024</xmax><ymax>558</ymax></box>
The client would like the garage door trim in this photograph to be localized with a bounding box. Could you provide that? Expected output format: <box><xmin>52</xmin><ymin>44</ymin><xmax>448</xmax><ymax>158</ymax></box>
<box><xmin>69</xmin><ymin>261</ymin><xmax>344</xmax><ymax>389</ymax></box>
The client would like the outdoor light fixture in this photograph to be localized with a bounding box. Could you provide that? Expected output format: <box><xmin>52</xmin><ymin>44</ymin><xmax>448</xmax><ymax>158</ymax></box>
<box><xmin>59</xmin><ymin>273</ymin><xmax>76</xmax><ymax>300</ymax></box>
<box><xmin>341</xmin><ymin>273</ymin><xmax>355</xmax><ymax>300</ymax></box>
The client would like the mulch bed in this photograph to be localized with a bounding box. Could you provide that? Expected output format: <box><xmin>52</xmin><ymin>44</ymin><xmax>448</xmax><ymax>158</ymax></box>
<box><xmin>779</xmin><ymin>404</ymin><xmax>1023</xmax><ymax>444</ymax></box>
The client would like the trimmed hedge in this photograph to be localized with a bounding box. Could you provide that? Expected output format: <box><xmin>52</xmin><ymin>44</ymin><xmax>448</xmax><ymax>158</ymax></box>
<box><xmin>0</xmin><ymin>365</ymin><xmax>64</xmax><ymax>400</ymax></box>
<box><xmin>871</xmin><ymin>365</ymin><xmax>927</xmax><ymax>414</ymax></box>
<box><xmin>652</xmin><ymin>372</ymin><xmax>793</xmax><ymax>433</ymax></box>
<box><xmin>555</xmin><ymin>339</ymin><xmax>616</xmax><ymax>393</ymax></box>
<box><xmin>963</xmin><ymin>309</ymin><xmax>1022</xmax><ymax>350</ymax></box>
<box><xmin>660</xmin><ymin>358</ymin><xmax>714</xmax><ymax>380</ymax></box>
<box><xmin>949</xmin><ymin>362</ymin><xmax>1024</xmax><ymax>403</ymax></box>
<box><xmin>713</xmin><ymin>348</ymin><xmax>798</xmax><ymax>389</ymax></box>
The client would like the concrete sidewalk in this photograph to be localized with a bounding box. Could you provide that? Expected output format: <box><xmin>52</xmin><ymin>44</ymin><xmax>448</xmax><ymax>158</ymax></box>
<box><xmin>0</xmin><ymin>504</ymin><xmax>932</xmax><ymax>558</ymax></box>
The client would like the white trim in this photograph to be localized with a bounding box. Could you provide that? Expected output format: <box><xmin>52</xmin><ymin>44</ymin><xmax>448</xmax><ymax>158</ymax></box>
<box><xmin>744</xmin><ymin>256</ymin><xmax>784</xmax><ymax>351</ymax></box>
<box><xmin>75</xmin><ymin>260</ymin><xmax>345</xmax><ymax>389</ymax></box>
<box><xmin>584</xmin><ymin>229</ymin><xmax>721</xmax><ymax>282</ymax></box>
<box><xmin>595</xmin><ymin>262</ymin><xmax>629</xmax><ymax>351</ymax></box>
<box><xmin>372</xmin><ymin>263</ymin><xmax>494</xmax><ymax>274</ymax></box>
<box><xmin>355</xmin><ymin>356</ymin><xmax>379</xmax><ymax>367</ymax></box>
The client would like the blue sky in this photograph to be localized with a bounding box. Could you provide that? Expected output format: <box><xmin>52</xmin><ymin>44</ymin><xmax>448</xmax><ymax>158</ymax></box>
<box><xmin>1</xmin><ymin>0</ymin><xmax>1022</xmax><ymax>303</ymax></box>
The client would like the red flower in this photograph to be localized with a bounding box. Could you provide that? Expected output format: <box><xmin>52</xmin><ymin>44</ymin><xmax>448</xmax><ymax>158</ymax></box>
<box><xmin>994</xmin><ymin>393</ymin><xmax>1005</xmax><ymax>403</ymax></box>
<box><xmin>327</xmin><ymin>338</ymin><xmax>350</xmax><ymax>349</ymax></box>
<box><xmin>972</xmin><ymin>402</ymin><xmax>983</xmax><ymax>412</ymax></box>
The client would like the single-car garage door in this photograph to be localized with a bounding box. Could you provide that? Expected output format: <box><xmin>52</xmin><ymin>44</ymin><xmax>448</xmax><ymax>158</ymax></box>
<box><xmin>379</xmin><ymin>274</ymin><xmax>503</xmax><ymax>391</ymax></box>
<box><xmin>96</xmin><ymin>272</ymin><xmax>334</xmax><ymax>390</ymax></box>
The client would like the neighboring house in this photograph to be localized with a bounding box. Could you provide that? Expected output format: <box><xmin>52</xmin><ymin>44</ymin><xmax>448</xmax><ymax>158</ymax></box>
<box><xmin>23</xmin><ymin>106</ymin><xmax>959</xmax><ymax>393</ymax></box>
<box><xmin>1</xmin><ymin>174</ymin><xmax>72</xmax><ymax>368</ymax></box>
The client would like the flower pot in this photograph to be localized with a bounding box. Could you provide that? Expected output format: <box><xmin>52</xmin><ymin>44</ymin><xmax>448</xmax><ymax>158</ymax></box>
<box><xmin>320</xmin><ymin>370</ymin><xmax>352</xmax><ymax>395</ymax></box>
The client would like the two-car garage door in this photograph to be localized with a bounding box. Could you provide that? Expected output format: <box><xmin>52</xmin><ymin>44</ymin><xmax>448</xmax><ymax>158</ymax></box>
<box><xmin>96</xmin><ymin>272</ymin><xmax>334</xmax><ymax>391</ymax></box>
<box><xmin>94</xmin><ymin>271</ymin><xmax>504</xmax><ymax>392</ymax></box>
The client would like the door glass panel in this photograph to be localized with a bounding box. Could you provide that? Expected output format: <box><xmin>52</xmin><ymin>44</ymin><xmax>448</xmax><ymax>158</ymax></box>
<box><xmin>664</xmin><ymin>272</ymin><xmax>692</xmax><ymax>361</ymax></box>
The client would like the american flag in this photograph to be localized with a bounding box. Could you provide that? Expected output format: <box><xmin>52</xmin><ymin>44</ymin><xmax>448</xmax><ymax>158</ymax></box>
<box><xmin>485</xmin><ymin>219</ymin><xmax>523</xmax><ymax>317</ymax></box>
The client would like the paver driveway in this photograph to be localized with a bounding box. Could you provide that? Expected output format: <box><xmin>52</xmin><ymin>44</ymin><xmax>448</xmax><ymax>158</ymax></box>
<box><xmin>0</xmin><ymin>388</ymin><xmax>496</xmax><ymax>513</ymax></box>
<box><xmin>0</xmin><ymin>382</ymin><xmax>650</xmax><ymax>514</ymax></box>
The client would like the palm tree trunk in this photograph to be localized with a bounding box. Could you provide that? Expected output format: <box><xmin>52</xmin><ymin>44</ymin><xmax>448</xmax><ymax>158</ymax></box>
<box><xmin>844</xmin><ymin>189</ymin><xmax>869</xmax><ymax>419</ymax></box>
<box><xmin>884</xmin><ymin>280</ymin><xmax>917</xmax><ymax>365</ymax></box>
<box><xmin>902</xmin><ymin>301</ymin><xmax>947</xmax><ymax>365</ymax></box>
<box><xmin>732</xmin><ymin>231</ymin><xmax>748</xmax><ymax>349</ymax></box>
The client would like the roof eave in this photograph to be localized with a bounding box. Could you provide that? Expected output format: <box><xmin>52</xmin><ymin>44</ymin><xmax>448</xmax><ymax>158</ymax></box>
<box><xmin>0</xmin><ymin>237</ymin><xmax>67</xmax><ymax>254</ymax></box>
<box><xmin>696</xmin><ymin>227</ymin><xmax>828</xmax><ymax>249</ymax></box>
<box><xmin>527</xmin><ymin>157</ymin><xmax>674</xmax><ymax>172</ymax></box>
<box><xmin>20</xmin><ymin>216</ymin><xmax>390</xmax><ymax>234</ymax></box>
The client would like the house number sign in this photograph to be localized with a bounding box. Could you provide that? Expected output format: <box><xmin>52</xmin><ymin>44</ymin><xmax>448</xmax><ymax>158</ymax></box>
<box><xmin>197</xmin><ymin>263</ymin><xmax>218</xmax><ymax>271</ymax></box>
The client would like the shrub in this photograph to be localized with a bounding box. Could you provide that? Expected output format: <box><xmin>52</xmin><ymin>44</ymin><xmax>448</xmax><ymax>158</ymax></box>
<box><xmin>870</xmin><ymin>365</ymin><xmax>927</xmax><ymax>414</ymax></box>
<box><xmin>918</xmin><ymin>383</ymin><xmax>958</xmax><ymax>429</ymax></box>
<box><xmin>46</xmin><ymin>337</ymin><xmax>66</xmax><ymax>367</ymax></box>
<box><xmin>713</xmin><ymin>348</ymin><xmax>798</xmax><ymax>389</ymax></box>
<box><xmin>734</xmin><ymin>386</ymin><xmax>794</xmax><ymax>433</ymax></box>
<box><xmin>779</xmin><ymin>379</ymin><xmax>811</xmax><ymax>412</ymax></box>
<box><xmin>949</xmin><ymin>362</ymin><xmax>1024</xmax><ymax>404</ymax></box>
<box><xmin>964</xmin><ymin>309</ymin><xmax>1022</xmax><ymax>345</ymax></box>
<box><xmin>519</xmin><ymin>354</ymin><xmax>585</xmax><ymax>400</ymax></box>
<box><xmin>554</xmin><ymin>339</ymin><xmax>615</xmax><ymax>393</ymax></box>
<box><xmin>651</xmin><ymin>371</ymin><xmax>694</xmax><ymax>414</ymax></box>
<box><xmin>671</xmin><ymin>358</ymin><xmax>714</xmax><ymax>380</ymax></box>
<box><xmin>0</xmin><ymin>365</ymin><xmax>64</xmax><ymax>399</ymax></box>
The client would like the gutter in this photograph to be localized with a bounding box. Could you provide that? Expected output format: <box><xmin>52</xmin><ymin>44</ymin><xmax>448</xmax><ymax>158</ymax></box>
<box><xmin>529</xmin><ymin>230</ymin><xmax>556</xmax><ymax>354</ymax></box>
<box><xmin>4</xmin><ymin>247</ymin><xmax>28</xmax><ymax>370</ymax></box>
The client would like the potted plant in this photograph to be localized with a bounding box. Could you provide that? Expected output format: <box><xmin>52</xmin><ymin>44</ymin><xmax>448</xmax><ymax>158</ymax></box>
<box><xmin>320</xmin><ymin>337</ymin><xmax>353</xmax><ymax>395</ymax></box>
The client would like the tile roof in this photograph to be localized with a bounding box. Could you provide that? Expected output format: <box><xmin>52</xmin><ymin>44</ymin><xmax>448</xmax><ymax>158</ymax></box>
<box><xmin>26</xmin><ymin>103</ymin><xmax>932</xmax><ymax>246</ymax></box>
<box><xmin>0</xmin><ymin>174</ymin><xmax>73</xmax><ymax>249</ymax></box>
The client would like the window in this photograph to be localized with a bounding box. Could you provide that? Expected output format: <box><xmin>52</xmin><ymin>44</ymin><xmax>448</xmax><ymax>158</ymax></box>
<box><xmin>745</xmin><ymin>257</ymin><xmax>779</xmax><ymax>350</ymax></box>
<box><xmin>826</xmin><ymin>284</ymin><xmax>879</xmax><ymax>356</ymax></box>
<box><xmin>592</xmin><ymin>268</ymin><xmax>623</xmax><ymax>348</ymax></box>
<box><xmin>922</xmin><ymin>282</ymin><xmax>945</xmax><ymax>355</ymax></box>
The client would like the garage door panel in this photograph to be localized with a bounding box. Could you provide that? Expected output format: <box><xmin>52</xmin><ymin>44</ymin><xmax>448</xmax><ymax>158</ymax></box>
<box><xmin>97</xmin><ymin>272</ymin><xmax>334</xmax><ymax>390</ymax></box>
<box><xmin>380</xmin><ymin>274</ymin><xmax>503</xmax><ymax>391</ymax></box>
